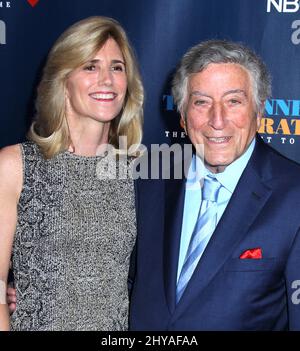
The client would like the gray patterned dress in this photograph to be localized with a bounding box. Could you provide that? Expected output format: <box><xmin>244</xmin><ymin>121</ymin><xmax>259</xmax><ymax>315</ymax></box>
<box><xmin>10</xmin><ymin>142</ymin><xmax>137</xmax><ymax>331</ymax></box>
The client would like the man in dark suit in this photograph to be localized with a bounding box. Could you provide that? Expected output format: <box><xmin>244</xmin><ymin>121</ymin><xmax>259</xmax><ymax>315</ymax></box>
<box><xmin>6</xmin><ymin>40</ymin><xmax>300</xmax><ymax>331</ymax></box>
<box><xmin>129</xmin><ymin>40</ymin><xmax>300</xmax><ymax>330</ymax></box>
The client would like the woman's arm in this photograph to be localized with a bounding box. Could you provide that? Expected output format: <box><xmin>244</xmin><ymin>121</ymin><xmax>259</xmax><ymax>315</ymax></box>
<box><xmin>0</xmin><ymin>145</ymin><xmax>22</xmax><ymax>331</ymax></box>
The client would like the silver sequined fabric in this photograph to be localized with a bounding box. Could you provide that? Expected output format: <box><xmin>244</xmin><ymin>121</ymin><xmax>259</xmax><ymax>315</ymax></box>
<box><xmin>10</xmin><ymin>142</ymin><xmax>136</xmax><ymax>331</ymax></box>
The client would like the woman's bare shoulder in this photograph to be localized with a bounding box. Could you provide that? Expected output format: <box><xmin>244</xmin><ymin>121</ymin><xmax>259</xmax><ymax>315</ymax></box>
<box><xmin>0</xmin><ymin>144</ymin><xmax>23</xmax><ymax>197</ymax></box>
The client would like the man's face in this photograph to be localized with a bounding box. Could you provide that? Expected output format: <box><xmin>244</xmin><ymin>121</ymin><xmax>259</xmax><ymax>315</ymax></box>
<box><xmin>182</xmin><ymin>63</ymin><xmax>262</xmax><ymax>173</ymax></box>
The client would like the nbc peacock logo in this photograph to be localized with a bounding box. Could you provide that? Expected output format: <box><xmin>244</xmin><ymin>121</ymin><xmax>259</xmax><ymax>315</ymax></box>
<box><xmin>27</xmin><ymin>0</ymin><xmax>39</xmax><ymax>7</ymax></box>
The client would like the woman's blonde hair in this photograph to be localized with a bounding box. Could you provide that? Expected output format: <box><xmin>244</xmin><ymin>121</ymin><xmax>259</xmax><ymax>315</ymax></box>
<box><xmin>28</xmin><ymin>16</ymin><xmax>144</xmax><ymax>158</ymax></box>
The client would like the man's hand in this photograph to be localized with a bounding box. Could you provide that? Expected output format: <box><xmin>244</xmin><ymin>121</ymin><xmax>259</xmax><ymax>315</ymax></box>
<box><xmin>6</xmin><ymin>285</ymin><xmax>16</xmax><ymax>314</ymax></box>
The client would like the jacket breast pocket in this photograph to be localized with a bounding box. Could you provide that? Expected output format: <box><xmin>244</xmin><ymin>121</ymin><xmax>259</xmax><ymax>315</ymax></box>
<box><xmin>223</xmin><ymin>258</ymin><xmax>285</xmax><ymax>272</ymax></box>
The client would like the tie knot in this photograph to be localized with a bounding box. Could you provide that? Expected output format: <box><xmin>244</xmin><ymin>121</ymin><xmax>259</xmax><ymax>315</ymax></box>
<box><xmin>202</xmin><ymin>176</ymin><xmax>221</xmax><ymax>202</ymax></box>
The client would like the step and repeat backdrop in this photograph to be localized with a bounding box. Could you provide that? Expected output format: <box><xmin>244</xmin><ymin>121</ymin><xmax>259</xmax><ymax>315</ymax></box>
<box><xmin>1</xmin><ymin>0</ymin><xmax>300</xmax><ymax>162</ymax></box>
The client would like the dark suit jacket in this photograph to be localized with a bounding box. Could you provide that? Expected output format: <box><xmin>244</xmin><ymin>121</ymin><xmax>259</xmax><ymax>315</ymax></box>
<box><xmin>129</xmin><ymin>137</ymin><xmax>300</xmax><ymax>330</ymax></box>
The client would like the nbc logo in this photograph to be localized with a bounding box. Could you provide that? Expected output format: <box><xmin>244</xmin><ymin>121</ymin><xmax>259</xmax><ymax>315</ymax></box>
<box><xmin>267</xmin><ymin>0</ymin><xmax>300</xmax><ymax>12</ymax></box>
<box><xmin>27</xmin><ymin>0</ymin><xmax>39</xmax><ymax>7</ymax></box>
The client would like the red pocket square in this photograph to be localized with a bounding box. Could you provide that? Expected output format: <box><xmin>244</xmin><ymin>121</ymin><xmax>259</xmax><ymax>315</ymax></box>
<box><xmin>239</xmin><ymin>248</ymin><xmax>262</xmax><ymax>259</ymax></box>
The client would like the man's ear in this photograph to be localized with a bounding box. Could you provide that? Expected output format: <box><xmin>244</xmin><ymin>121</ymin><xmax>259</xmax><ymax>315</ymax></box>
<box><xmin>256</xmin><ymin>110</ymin><xmax>263</xmax><ymax>130</ymax></box>
<box><xmin>180</xmin><ymin>114</ymin><xmax>187</xmax><ymax>134</ymax></box>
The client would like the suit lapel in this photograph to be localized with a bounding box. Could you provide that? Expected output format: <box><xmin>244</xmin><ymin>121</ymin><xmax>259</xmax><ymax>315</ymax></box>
<box><xmin>163</xmin><ymin>176</ymin><xmax>186</xmax><ymax>314</ymax></box>
<box><xmin>173</xmin><ymin>138</ymin><xmax>273</xmax><ymax>314</ymax></box>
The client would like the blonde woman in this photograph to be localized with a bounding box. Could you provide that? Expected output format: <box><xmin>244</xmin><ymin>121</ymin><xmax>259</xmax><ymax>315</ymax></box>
<box><xmin>0</xmin><ymin>16</ymin><xmax>143</xmax><ymax>331</ymax></box>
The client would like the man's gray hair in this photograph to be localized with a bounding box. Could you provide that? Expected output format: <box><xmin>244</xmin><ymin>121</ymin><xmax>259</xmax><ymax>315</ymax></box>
<box><xmin>172</xmin><ymin>39</ymin><xmax>271</xmax><ymax>115</ymax></box>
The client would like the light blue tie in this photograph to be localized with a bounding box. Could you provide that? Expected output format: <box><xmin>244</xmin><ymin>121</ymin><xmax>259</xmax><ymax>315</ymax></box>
<box><xmin>176</xmin><ymin>175</ymin><xmax>221</xmax><ymax>303</ymax></box>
